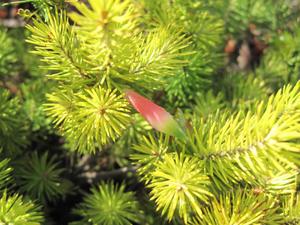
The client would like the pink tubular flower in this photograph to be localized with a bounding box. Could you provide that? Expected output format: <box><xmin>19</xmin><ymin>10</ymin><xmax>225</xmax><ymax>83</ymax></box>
<box><xmin>125</xmin><ymin>90</ymin><xmax>186</xmax><ymax>140</ymax></box>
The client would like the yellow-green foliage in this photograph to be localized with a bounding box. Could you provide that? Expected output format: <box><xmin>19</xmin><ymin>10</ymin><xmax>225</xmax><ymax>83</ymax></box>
<box><xmin>75</xmin><ymin>182</ymin><xmax>142</xmax><ymax>225</ymax></box>
<box><xmin>0</xmin><ymin>89</ymin><xmax>28</xmax><ymax>155</ymax></box>
<box><xmin>27</xmin><ymin>0</ymin><xmax>192</xmax><ymax>153</ymax></box>
<box><xmin>132</xmin><ymin>81</ymin><xmax>300</xmax><ymax>223</ymax></box>
<box><xmin>0</xmin><ymin>28</ymin><xmax>17</xmax><ymax>77</ymax></box>
<box><xmin>0</xmin><ymin>191</ymin><xmax>44</xmax><ymax>225</ymax></box>
<box><xmin>20</xmin><ymin>0</ymin><xmax>300</xmax><ymax>224</ymax></box>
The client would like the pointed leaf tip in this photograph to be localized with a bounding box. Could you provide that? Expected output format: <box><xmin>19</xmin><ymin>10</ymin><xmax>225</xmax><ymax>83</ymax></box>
<box><xmin>125</xmin><ymin>89</ymin><xmax>186</xmax><ymax>139</ymax></box>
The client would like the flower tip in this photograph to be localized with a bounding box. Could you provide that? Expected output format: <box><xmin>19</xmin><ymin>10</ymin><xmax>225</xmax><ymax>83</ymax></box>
<box><xmin>124</xmin><ymin>89</ymin><xmax>187</xmax><ymax>140</ymax></box>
